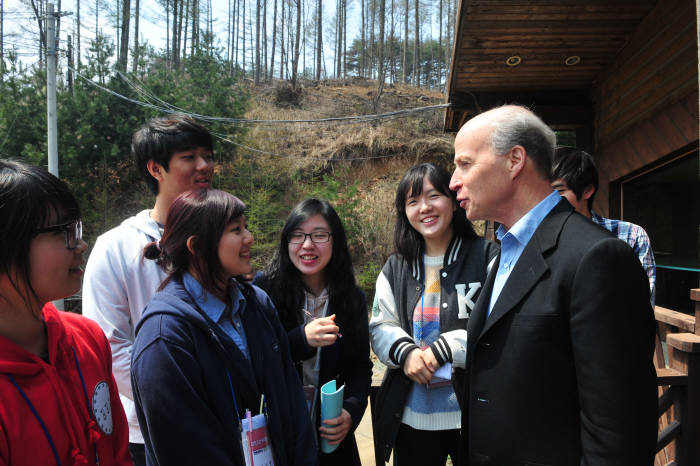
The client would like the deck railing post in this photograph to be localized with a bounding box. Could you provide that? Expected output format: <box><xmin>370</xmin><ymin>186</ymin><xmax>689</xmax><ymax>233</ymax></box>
<box><xmin>665</xmin><ymin>289</ymin><xmax>700</xmax><ymax>465</ymax></box>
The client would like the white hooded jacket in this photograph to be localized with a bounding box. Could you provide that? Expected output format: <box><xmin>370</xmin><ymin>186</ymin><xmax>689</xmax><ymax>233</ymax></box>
<box><xmin>82</xmin><ymin>209</ymin><xmax>166</xmax><ymax>444</ymax></box>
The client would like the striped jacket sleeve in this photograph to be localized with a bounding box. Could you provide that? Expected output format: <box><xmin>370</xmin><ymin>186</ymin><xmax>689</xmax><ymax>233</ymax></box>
<box><xmin>369</xmin><ymin>270</ymin><xmax>418</xmax><ymax>369</ymax></box>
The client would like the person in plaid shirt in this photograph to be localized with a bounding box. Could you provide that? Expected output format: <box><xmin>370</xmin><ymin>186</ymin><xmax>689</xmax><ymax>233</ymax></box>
<box><xmin>551</xmin><ymin>146</ymin><xmax>656</xmax><ymax>307</ymax></box>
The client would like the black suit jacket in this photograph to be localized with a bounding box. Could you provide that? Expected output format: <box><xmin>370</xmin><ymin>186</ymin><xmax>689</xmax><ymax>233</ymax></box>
<box><xmin>463</xmin><ymin>199</ymin><xmax>657</xmax><ymax>466</ymax></box>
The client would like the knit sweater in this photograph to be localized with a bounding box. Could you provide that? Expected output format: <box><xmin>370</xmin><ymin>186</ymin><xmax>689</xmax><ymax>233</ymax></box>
<box><xmin>402</xmin><ymin>255</ymin><xmax>461</xmax><ymax>430</ymax></box>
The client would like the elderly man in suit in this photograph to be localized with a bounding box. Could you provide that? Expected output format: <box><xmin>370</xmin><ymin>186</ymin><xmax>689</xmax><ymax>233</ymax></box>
<box><xmin>449</xmin><ymin>105</ymin><xmax>657</xmax><ymax>466</ymax></box>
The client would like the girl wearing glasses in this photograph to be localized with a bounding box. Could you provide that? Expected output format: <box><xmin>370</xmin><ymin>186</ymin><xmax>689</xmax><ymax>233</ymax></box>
<box><xmin>0</xmin><ymin>159</ymin><xmax>131</xmax><ymax>465</ymax></box>
<box><xmin>255</xmin><ymin>199</ymin><xmax>371</xmax><ymax>466</ymax></box>
<box><xmin>131</xmin><ymin>189</ymin><xmax>316</xmax><ymax>466</ymax></box>
<box><xmin>369</xmin><ymin>163</ymin><xmax>498</xmax><ymax>466</ymax></box>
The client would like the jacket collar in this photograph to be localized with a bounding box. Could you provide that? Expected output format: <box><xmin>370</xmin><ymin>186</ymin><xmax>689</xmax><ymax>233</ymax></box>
<box><xmin>471</xmin><ymin>199</ymin><xmax>573</xmax><ymax>339</ymax></box>
<box><xmin>410</xmin><ymin>235</ymin><xmax>463</xmax><ymax>282</ymax></box>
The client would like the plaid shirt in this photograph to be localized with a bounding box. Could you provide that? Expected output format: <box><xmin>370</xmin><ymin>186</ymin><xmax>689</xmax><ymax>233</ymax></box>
<box><xmin>591</xmin><ymin>211</ymin><xmax>656</xmax><ymax>307</ymax></box>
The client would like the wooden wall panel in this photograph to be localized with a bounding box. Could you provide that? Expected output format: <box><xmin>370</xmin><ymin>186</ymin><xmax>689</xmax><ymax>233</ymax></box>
<box><xmin>593</xmin><ymin>0</ymin><xmax>698</xmax><ymax>148</ymax></box>
<box><xmin>594</xmin><ymin>93</ymin><xmax>699</xmax><ymax>216</ymax></box>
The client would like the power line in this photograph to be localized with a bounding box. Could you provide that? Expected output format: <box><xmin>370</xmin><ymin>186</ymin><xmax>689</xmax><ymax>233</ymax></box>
<box><xmin>72</xmin><ymin>67</ymin><xmax>452</xmax><ymax>126</ymax></box>
<box><xmin>210</xmin><ymin>130</ymin><xmax>400</xmax><ymax>162</ymax></box>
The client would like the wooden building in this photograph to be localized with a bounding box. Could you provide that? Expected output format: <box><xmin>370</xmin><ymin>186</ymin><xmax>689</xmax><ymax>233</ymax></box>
<box><xmin>444</xmin><ymin>1</ymin><xmax>700</xmax><ymax>464</ymax></box>
<box><xmin>445</xmin><ymin>0</ymin><xmax>699</xmax><ymax>314</ymax></box>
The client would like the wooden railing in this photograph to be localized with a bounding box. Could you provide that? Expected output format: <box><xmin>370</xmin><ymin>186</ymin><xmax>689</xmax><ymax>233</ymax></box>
<box><xmin>654</xmin><ymin>288</ymin><xmax>700</xmax><ymax>466</ymax></box>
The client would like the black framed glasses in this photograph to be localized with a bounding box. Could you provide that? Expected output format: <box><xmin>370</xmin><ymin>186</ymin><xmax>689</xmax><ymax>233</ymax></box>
<box><xmin>35</xmin><ymin>220</ymin><xmax>83</xmax><ymax>250</ymax></box>
<box><xmin>288</xmin><ymin>231</ymin><xmax>332</xmax><ymax>244</ymax></box>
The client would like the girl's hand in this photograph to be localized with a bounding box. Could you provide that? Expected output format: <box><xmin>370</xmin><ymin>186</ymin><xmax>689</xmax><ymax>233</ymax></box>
<box><xmin>403</xmin><ymin>348</ymin><xmax>434</xmax><ymax>384</ymax></box>
<box><xmin>318</xmin><ymin>409</ymin><xmax>352</xmax><ymax>445</ymax></box>
<box><xmin>304</xmin><ymin>315</ymin><xmax>340</xmax><ymax>347</ymax></box>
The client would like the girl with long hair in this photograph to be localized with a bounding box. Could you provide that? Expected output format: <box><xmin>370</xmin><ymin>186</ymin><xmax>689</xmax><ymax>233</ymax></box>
<box><xmin>0</xmin><ymin>158</ymin><xmax>131</xmax><ymax>466</ymax></box>
<box><xmin>131</xmin><ymin>189</ymin><xmax>317</xmax><ymax>466</ymax></box>
<box><xmin>370</xmin><ymin>163</ymin><xmax>498</xmax><ymax>465</ymax></box>
<box><xmin>255</xmin><ymin>198</ymin><xmax>371</xmax><ymax>466</ymax></box>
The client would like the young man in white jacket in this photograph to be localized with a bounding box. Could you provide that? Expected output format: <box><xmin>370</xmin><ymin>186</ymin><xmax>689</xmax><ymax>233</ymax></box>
<box><xmin>82</xmin><ymin>114</ymin><xmax>215</xmax><ymax>466</ymax></box>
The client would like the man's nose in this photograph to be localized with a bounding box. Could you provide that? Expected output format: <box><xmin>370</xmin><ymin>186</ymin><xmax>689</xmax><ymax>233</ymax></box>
<box><xmin>196</xmin><ymin>156</ymin><xmax>212</xmax><ymax>169</ymax></box>
<box><xmin>449</xmin><ymin>173</ymin><xmax>460</xmax><ymax>191</ymax></box>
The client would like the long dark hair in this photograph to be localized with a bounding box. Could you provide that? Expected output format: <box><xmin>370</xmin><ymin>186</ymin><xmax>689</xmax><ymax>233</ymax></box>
<box><xmin>394</xmin><ymin>163</ymin><xmax>475</xmax><ymax>265</ymax></box>
<box><xmin>261</xmin><ymin>198</ymin><xmax>362</xmax><ymax>334</ymax></box>
<box><xmin>0</xmin><ymin>158</ymin><xmax>80</xmax><ymax>306</ymax></box>
<box><xmin>143</xmin><ymin>189</ymin><xmax>246</xmax><ymax>297</ymax></box>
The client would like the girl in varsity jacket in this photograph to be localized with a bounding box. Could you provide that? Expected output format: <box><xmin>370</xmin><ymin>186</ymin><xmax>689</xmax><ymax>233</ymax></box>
<box><xmin>0</xmin><ymin>158</ymin><xmax>131</xmax><ymax>466</ymax></box>
<box><xmin>369</xmin><ymin>163</ymin><xmax>498</xmax><ymax>466</ymax></box>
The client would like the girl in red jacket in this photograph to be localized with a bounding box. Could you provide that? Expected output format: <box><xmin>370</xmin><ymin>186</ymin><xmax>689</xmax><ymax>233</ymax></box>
<box><xmin>0</xmin><ymin>158</ymin><xmax>131</xmax><ymax>466</ymax></box>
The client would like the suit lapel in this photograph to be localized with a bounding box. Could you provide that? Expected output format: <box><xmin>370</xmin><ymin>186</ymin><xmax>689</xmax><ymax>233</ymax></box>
<box><xmin>479</xmin><ymin>200</ymin><xmax>574</xmax><ymax>338</ymax></box>
<box><xmin>468</xmin><ymin>251</ymin><xmax>499</xmax><ymax>350</ymax></box>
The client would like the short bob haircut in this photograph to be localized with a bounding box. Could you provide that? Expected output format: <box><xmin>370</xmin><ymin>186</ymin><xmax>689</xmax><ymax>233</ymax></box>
<box><xmin>143</xmin><ymin>189</ymin><xmax>245</xmax><ymax>297</ymax></box>
<box><xmin>0</xmin><ymin>158</ymin><xmax>81</xmax><ymax>305</ymax></box>
<box><xmin>261</xmin><ymin>198</ymin><xmax>362</xmax><ymax>334</ymax></box>
<box><xmin>551</xmin><ymin>146</ymin><xmax>599</xmax><ymax>211</ymax></box>
<box><xmin>133</xmin><ymin>114</ymin><xmax>214</xmax><ymax>195</ymax></box>
<box><xmin>394</xmin><ymin>163</ymin><xmax>476</xmax><ymax>265</ymax></box>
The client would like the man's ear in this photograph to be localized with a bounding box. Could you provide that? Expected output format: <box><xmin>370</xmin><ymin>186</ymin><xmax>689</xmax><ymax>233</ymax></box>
<box><xmin>581</xmin><ymin>184</ymin><xmax>596</xmax><ymax>201</ymax></box>
<box><xmin>146</xmin><ymin>160</ymin><xmax>165</xmax><ymax>181</ymax></box>
<box><xmin>186</xmin><ymin>235</ymin><xmax>197</xmax><ymax>255</ymax></box>
<box><xmin>506</xmin><ymin>145</ymin><xmax>527</xmax><ymax>178</ymax></box>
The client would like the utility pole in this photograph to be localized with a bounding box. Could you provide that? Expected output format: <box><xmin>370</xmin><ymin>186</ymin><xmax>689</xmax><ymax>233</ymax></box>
<box><xmin>46</xmin><ymin>3</ymin><xmax>61</xmax><ymax>310</ymax></box>
<box><xmin>46</xmin><ymin>3</ymin><xmax>73</xmax><ymax>311</ymax></box>
<box><xmin>47</xmin><ymin>3</ymin><xmax>57</xmax><ymax>178</ymax></box>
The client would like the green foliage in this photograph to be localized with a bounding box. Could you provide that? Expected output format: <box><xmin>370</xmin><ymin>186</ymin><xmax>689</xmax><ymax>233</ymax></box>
<box><xmin>355</xmin><ymin>261</ymin><xmax>382</xmax><ymax>303</ymax></box>
<box><xmin>0</xmin><ymin>35</ymin><xmax>250</xmax><ymax>247</ymax></box>
<box><xmin>304</xmin><ymin>173</ymin><xmax>363</xmax><ymax>249</ymax></box>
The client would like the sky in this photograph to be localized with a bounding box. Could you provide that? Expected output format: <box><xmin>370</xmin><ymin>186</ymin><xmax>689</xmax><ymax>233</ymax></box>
<box><xmin>2</xmin><ymin>0</ymin><xmax>355</xmax><ymax>72</ymax></box>
<box><xmin>3</xmin><ymin>0</ymin><xmax>446</xmax><ymax>75</ymax></box>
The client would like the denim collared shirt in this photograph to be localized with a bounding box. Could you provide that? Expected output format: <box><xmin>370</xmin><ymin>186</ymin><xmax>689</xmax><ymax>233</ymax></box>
<box><xmin>183</xmin><ymin>272</ymin><xmax>250</xmax><ymax>360</ymax></box>
<box><xmin>488</xmin><ymin>191</ymin><xmax>561</xmax><ymax>317</ymax></box>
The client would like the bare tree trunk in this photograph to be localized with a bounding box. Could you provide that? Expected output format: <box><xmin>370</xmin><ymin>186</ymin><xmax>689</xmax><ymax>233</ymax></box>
<box><xmin>132</xmin><ymin>0</ymin><xmax>140</xmax><ymax>72</ymax></box>
<box><xmin>359</xmin><ymin>0</ymin><xmax>364</xmax><ymax>77</ymax></box>
<box><xmin>255</xmin><ymin>0</ymin><xmax>260</xmax><ymax>83</ymax></box>
<box><xmin>445</xmin><ymin>0</ymin><xmax>452</xmax><ymax>80</ymax></box>
<box><xmin>116</xmin><ymin>0</ymin><xmax>120</xmax><ymax>62</ymax></box>
<box><xmin>118</xmin><ymin>0</ymin><xmax>130</xmax><ymax>71</ymax></box>
<box><xmin>183</xmin><ymin>0</ymin><xmax>190</xmax><ymax>61</ymax></box>
<box><xmin>376</xmin><ymin>0</ymin><xmax>385</xmax><ymax>99</ymax></box>
<box><xmin>56</xmin><ymin>0</ymin><xmax>62</xmax><ymax>52</ymax></box>
<box><xmin>67</xmin><ymin>35</ymin><xmax>73</xmax><ymax>91</ymax></box>
<box><xmin>0</xmin><ymin>0</ymin><xmax>4</xmax><ymax>80</ymax></box>
<box><xmin>269</xmin><ymin>0</ymin><xmax>277</xmax><ymax>80</ymax></box>
<box><xmin>369</xmin><ymin>0</ymin><xmax>374</xmax><ymax>78</ymax></box>
<box><xmin>242</xmin><ymin>0</ymin><xmax>246</xmax><ymax>74</ymax></box>
<box><xmin>389</xmin><ymin>0</ymin><xmax>395</xmax><ymax>83</ymax></box>
<box><xmin>234</xmin><ymin>0</ymin><xmax>239</xmax><ymax>65</ymax></box>
<box><xmin>262</xmin><ymin>0</ymin><xmax>267</xmax><ymax>79</ymax></box>
<box><xmin>279</xmin><ymin>0</ymin><xmax>284</xmax><ymax>80</ymax></box>
<box><xmin>291</xmin><ymin>0</ymin><xmax>300</xmax><ymax>86</ymax></box>
<box><xmin>177</xmin><ymin>0</ymin><xmax>184</xmax><ymax>60</ymax></box>
<box><xmin>438</xmin><ymin>0</ymin><xmax>442</xmax><ymax>89</ymax></box>
<box><xmin>402</xmin><ymin>0</ymin><xmax>407</xmax><ymax>83</ymax></box>
<box><xmin>172</xmin><ymin>0</ymin><xmax>179</xmax><ymax>63</ymax></box>
<box><xmin>413</xmin><ymin>0</ymin><xmax>418</xmax><ymax>86</ymax></box>
<box><xmin>29</xmin><ymin>0</ymin><xmax>46</xmax><ymax>68</ymax></box>
<box><xmin>76</xmin><ymin>0</ymin><xmax>81</xmax><ymax>67</ymax></box>
<box><xmin>342</xmin><ymin>0</ymin><xmax>346</xmax><ymax>79</ymax></box>
<box><xmin>314</xmin><ymin>0</ymin><xmax>321</xmax><ymax>80</ymax></box>
<box><xmin>166</xmin><ymin>0</ymin><xmax>170</xmax><ymax>61</ymax></box>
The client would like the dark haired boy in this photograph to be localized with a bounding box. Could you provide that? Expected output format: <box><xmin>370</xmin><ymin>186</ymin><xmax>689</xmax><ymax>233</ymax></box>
<box><xmin>551</xmin><ymin>146</ymin><xmax>656</xmax><ymax>306</ymax></box>
<box><xmin>82</xmin><ymin>114</ymin><xmax>214</xmax><ymax>465</ymax></box>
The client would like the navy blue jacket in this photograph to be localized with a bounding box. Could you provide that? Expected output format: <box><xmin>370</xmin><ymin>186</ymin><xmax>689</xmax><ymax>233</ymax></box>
<box><xmin>131</xmin><ymin>278</ymin><xmax>318</xmax><ymax>466</ymax></box>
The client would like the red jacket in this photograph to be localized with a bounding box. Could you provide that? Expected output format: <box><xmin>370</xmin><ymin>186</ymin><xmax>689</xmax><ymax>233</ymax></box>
<box><xmin>0</xmin><ymin>303</ymin><xmax>131</xmax><ymax>466</ymax></box>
